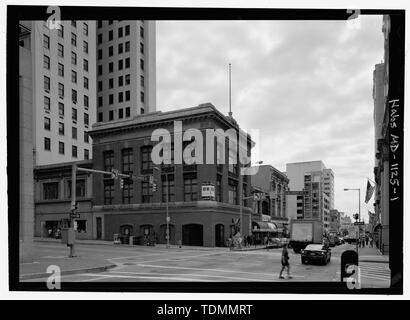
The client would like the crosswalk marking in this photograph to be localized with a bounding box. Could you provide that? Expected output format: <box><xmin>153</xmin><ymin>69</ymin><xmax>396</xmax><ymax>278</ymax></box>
<box><xmin>359</xmin><ymin>262</ymin><xmax>390</xmax><ymax>281</ymax></box>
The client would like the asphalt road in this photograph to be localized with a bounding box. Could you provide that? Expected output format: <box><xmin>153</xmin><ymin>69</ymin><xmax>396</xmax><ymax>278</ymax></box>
<box><xmin>22</xmin><ymin>242</ymin><xmax>389</xmax><ymax>286</ymax></box>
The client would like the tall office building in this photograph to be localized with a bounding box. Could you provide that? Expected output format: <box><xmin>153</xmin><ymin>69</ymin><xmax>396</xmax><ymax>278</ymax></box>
<box><xmin>323</xmin><ymin>168</ymin><xmax>334</xmax><ymax>209</ymax></box>
<box><xmin>96</xmin><ymin>20</ymin><xmax>156</xmax><ymax>123</ymax></box>
<box><xmin>20</xmin><ymin>20</ymin><xmax>97</xmax><ymax>166</ymax></box>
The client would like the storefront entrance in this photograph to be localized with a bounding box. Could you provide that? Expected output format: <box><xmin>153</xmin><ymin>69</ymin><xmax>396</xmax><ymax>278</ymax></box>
<box><xmin>215</xmin><ymin>224</ymin><xmax>225</xmax><ymax>247</ymax></box>
<box><xmin>182</xmin><ymin>224</ymin><xmax>203</xmax><ymax>246</ymax></box>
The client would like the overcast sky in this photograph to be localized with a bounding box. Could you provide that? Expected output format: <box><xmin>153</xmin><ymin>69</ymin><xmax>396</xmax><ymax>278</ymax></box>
<box><xmin>156</xmin><ymin>16</ymin><xmax>384</xmax><ymax>222</ymax></box>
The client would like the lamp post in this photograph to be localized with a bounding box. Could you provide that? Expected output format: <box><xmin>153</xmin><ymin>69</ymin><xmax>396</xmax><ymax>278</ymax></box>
<box><xmin>154</xmin><ymin>166</ymin><xmax>169</xmax><ymax>248</ymax></box>
<box><xmin>344</xmin><ymin>188</ymin><xmax>361</xmax><ymax>254</ymax></box>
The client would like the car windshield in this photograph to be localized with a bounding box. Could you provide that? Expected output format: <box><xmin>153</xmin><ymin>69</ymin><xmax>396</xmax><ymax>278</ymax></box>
<box><xmin>305</xmin><ymin>244</ymin><xmax>324</xmax><ymax>251</ymax></box>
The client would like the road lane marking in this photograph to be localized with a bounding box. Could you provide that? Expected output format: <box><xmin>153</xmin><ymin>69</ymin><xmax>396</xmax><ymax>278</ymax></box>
<box><xmin>79</xmin><ymin>273</ymin><xmax>210</xmax><ymax>282</ymax></box>
<box><xmin>134</xmin><ymin>252</ymin><xmax>225</xmax><ymax>264</ymax></box>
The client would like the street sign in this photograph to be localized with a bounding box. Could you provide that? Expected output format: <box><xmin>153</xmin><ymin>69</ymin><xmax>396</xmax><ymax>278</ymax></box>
<box><xmin>354</xmin><ymin>221</ymin><xmax>365</xmax><ymax>226</ymax></box>
<box><xmin>111</xmin><ymin>169</ymin><xmax>119</xmax><ymax>179</ymax></box>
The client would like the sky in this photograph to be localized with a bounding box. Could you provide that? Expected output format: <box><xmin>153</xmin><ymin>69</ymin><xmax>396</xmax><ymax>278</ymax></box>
<box><xmin>155</xmin><ymin>16</ymin><xmax>385</xmax><ymax>222</ymax></box>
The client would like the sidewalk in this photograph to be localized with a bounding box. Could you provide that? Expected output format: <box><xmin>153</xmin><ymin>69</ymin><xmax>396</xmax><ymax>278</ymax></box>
<box><xmin>357</xmin><ymin>245</ymin><xmax>389</xmax><ymax>264</ymax></box>
<box><xmin>20</xmin><ymin>241</ymin><xmax>116</xmax><ymax>281</ymax></box>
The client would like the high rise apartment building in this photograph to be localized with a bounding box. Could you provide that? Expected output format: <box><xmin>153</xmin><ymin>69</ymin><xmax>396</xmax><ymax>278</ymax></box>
<box><xmin>96</xmin><ymin>20</ymin><xmax>156</xmax><ymax>123</ymax></box>
<box><xmin>20</xmin><ymin>20</ymin><xmax>97</xmax><ymax>166</ymax></box>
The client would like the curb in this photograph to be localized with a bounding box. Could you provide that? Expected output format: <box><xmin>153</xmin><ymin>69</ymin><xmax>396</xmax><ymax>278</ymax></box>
<box><xmin>359</xmin><ymin>259</ymin><xmax>389</xmax><ymax>264</ymax></box>
<box><xmin>20</xmin><ymin>264</ymin><xmax>117</xmax><ymax>281</ymax></box>
<box><xmin>34</xmin><ymin>239</ymin><xmax>117</xmax><ymax>246</ymax></box>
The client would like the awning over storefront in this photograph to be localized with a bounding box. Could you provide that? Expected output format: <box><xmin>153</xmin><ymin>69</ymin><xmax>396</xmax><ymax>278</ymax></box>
<box><xmin>252</xmin><ymin>221</ymin><xmax>277</xmax><ymax>232</ymax></box>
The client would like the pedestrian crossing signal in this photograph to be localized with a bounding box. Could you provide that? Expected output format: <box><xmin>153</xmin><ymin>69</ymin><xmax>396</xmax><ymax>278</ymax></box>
<box><xmin>120</xmin><ymin>179</ymin><xmax>124</xmax><ymax>189</ymax></box>
<box><xmin>152</xmin><ymin>183</ymin><xmax>157</xmax><ymax>192</ymax></box>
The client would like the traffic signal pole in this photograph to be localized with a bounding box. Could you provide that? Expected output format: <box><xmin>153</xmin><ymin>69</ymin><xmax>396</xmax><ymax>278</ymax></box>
<box><xmin>70</xmin><ymin>163</ymin><xmax>77</xmax><ymax>257</ymax></box>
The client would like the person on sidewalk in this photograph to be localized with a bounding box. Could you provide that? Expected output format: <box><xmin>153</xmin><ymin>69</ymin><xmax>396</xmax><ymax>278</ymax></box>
<box><xmin>365</xmin><ymin>236</ymin><xmax>369</xmax><ymax>247</ymax></box>
<box><xmin>370</xmin><ymin>237</ymin><xmax>374</xmax><ymax>248</ymax></box>
<box><xmin>279</xmin><ymin>244</ymin><xmax>292</xmax><ymax>279</ymax></box>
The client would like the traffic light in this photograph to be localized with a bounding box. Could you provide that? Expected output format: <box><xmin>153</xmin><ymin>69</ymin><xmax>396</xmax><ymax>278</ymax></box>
<box><xmin>70</xmin><ymin>202</ymin><xmax>78</xmax><ymax>212</ymax></box>
<box><xmin>152</xmin><ymin>183</ymin><xmax>157</xmax><ymax>192</ymax></box>
<box><xmin>354</xmin><ymin>213</ymin><xmax>359</xmax><ymax>221</ymax></box>
<box><xmin>120</xmin><ymin>178</ymin><xmax>124</xmax><ymax>189</ymax></box>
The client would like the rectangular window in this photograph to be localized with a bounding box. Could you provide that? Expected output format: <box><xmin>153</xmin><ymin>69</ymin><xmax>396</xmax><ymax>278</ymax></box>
<box><xmin>84</xmin><ymin>95</ymin><xmax>89</xmax><ymax>108</ymax></box>
<box><xmin>58</xmin><ymin>102</ymin><xmax>64</xmax><ymax>117</ymax></box>
<box><xmin>43</xmin><ymin>55</ymin><xmax>50</xmax><ymax>69</ymax></box>
<box><xmin>84</xmin><ymin>132</ymin><xmax>89</xmax><ymax>143</ymax></box>
<box><xmin>162</xmin><ymin>175</ymin><xmax>175</xmax><ymax>202</ymax></box>
<box><xmin>58</xmin><ymin>25</ymin><xmax>64</xmax><ymax>37</ymax></box>
<box><xmin>109</xmin><ymin>78</ymin><xmax>114</xmax><ymax>89</ymax></box>
<box><xmin>67</xmin><ymin>179</ymin><xmax>86</xmax><ymax>198</ymax></box>
<box><xmin>84</xmin><ymin>113</ymin><xmax>89</xmax><ymax>125</ymax></box>
<box><xmin>72</xmin><ymin>126</ymin><xmax>77</xmax><ymax>139</ymax></box>
<box><xmin>140</xmin><ymin>42</ymin><xmax>144</xmax><ymax>54</ymax></box>
<box><xmin>98</xmin><ymin>112</ymin><xmax>103</xmax><ymax>122</ymax></box>
<box><xmin>125</xmin><ymin>107</ymin><xmax>130</xmax><ymax>117</ymax></box>
<box><xmin>140</xmin><ymin>108</ymin><xmax>145</xmax><ymax>114</ymax></box>
<box><xmin>43</xmin><ymin>182</ymin><xmax>59</xmax><ymax>200</ymax></box>
<box><xmin>228</xmin><ymin>182</ymin><xmax>238</xmax><ymax>205</ymax></box>
<box><xmin>98</xmin><ymin>65</ymin><xmax>102</xmax><ymax>75</ymax></box>
<box><xmin>71</xmin><ymin>21</ymin><xmax>77</xmax><ymax>28</ymax></box>
<box><xmin>109</xmin><ymin>30</ymin><xmax>113</xmax><ymax>41</ymax></box>
<box><xmin>216</xmin><ymin>175</ymin><xmax>222</xmax><ymax>202</ymax></box>
<box><xmin>125</xmin><ymin>41</ymin><xmax>130</xmax><ymax>52</ymax></box>
<box><xmin>83</xmin><ymin>23</ymin><xmax>88</xmax><ymax>36</ymax></box>
<box><xmin>122</xmin><ymin>179</ymin><xmax>133</xmax><ymax>204</ymax></box>
<box><xmin>58</xmin><ymin>83</ymin><xmax>64</xmax><ymax>97</ymax></box>
<box><xmin>125</xmin><ymin>57</ymin><xmax>130</xmax><ymax>68</ymax></box>
<box><xmin>104</xmin><ymin>180</ymin><xmax>114</xmax><ymax>205</ymax></box>
<box><xmin>118</xmin><ymin>27</ymin><xmax>123</xmax><ymax>38</ymax></box>
<box><xmin>184</xmin><ymin>175</ymin><xmax>198</xmax><ymax>202</ymax></box>
<box><xmin>59</xmin><ymin>141</ymin><xmax>64</xmax><ymax>154</ymax></box>
<box><xmin>44</xmin><ymin>117</ymin><xmax>50</xmax><ymax>130</ymax></box>
<box><xmin>72</xmin><ymin>107</ymin><xmax>77</xmax><ymax>121</ymax></box>
<box><xmin>109</xmin><ymin>94</ymin><xmax>114</xmax><ymax>105</ymax></box>
<box><xmin>71</xmin><ymin>32</ymin><xmax>77</xmax><ymax>46</ymax></box>
<box><xmin>98</xmin><ymin>96</ymin><xmax>103</xmax><ymax>107</ymax></box>
<box><xmin>84</xmin><ymin>77</ymin><xmax>89</xmax><ymax>89</ymax></box>
<box><xmin>109</xmin><ymin>110</ymin><xmax>114</xmax><ymax>121</ymax></box>
<box><xmin>119</xmin><ymin>108</ymin><xmax>124</xmax><ymax>119</ymax></box>
<box><xmin>43</xmin><ymin>34</ymin><xmax>50</xmax><ymax>49</ymax></box>
<box><xmin>140</xmin><ymin>26</ymin><xmax>144</xmax><ymax>38</ymax></box>
<box><xmin>83</xmin><ymin>59</ymin><xmax>88</xmax><ymax>72</ymax></box>
<box><xmin>125</xmin><ymin>25</ymin><xmax>130</xmax><ymax>35</ymax></box>
<box><xmin>44</xmin><ymin>96</ymin><xmax>50</xmax><ymax>111</ymax></box>
<box><xmin>83</xmin><ymin>41</ymin><xmax>88</xmax><ymax>54</ymax></box>
<box><xmin>109</xmin><ymin>46</ymin><xmax>113</xmax><ymax>57</ymax></box>
<box><xmin>58</xmin><ymin>63</ymin><xmax>64</xmax><ymax>77</ymax></box>
<box><xmin>125</xmin><ymin>74</ymin><xmax>130</xmax><ymax>85</ymax></box>
<box><xmin>58</xmin><ymin>43</ymin><xmax>64</xmax><ymax>57</ymax></box>
<box><xmin>72</xmin><ymin>89</ymin><xmax>77</xmax><ymax>103</ymax></box>
<box><xmin>71</xmin><ymin>70</ymin><xmax>77</xmax><ymax>83</ymax></box>
<box><xmin>118</xmin><ymin>43</ymin><xmax>123</xmax><ymax>54</ymax></box>
<box><xmin>125</xmin><ymin>90</ymin><xmax>130</xmax><ymax>101</ymax></box>
<box><xmin>98</xmin><ymin>33</ymin><xmax>102</xmax><ymax>44</ymax></box>
<box><xmin>140</xmin><ymin>59</ymin><xmax>144</xmax><ymax>70</ymax></box>
<box><xmin>141</xmin><ymin>181</ymin><xmax>152</xmax><ymax>203</ymax></box>
<box><xmin>122</xmin><ymin>148</ymin><xmax>133</xmax><ymax>174</ymax></box>
<box><xmin>103</xmin><ymin>150</ymin><xmax>114</xmax><ymax>175</ymax></box>
<box><xmin>109</xmin><ymin>62</ymin><xmax>113</xmax><ymax>73</ymax></box>
<box><xmin>118</xmin><ymin>92</ymin><xmax>123</xmax><ymax>103</ymax></box>
<box><xmin>58</xmin><ymin>122</ymin><xmax>64</xmax><ymax>135</ymax></box>
<box><xmin>44</xmin><ymin>76</ymin><xmax>50</xmax><ymax>91</ymax></box>
<box><xmin>98</xmin><ymin>81</ymin><xmax>103</xmax><ymax>91</ymax></box>
<box><xmin>141</xmin><ymin>146</ymin><xmax>153</xmax><ymax>172</ymax></box>
<box><xmin>44</xmin><ymin>137</ymin><xmax>51</xmax><ymax>151</ymax></box>
<box><xmin>84</xmin><ymin>149</ymin><xmax>89</xmax><ymax>160</ymax></box>
<box><xmin>140</xmin><ymin>91</ymin><xmax>145</xmax><ymax>103</ymax></box>
<box><xmin>118</xmin><ymin>59</ymin><xmax>123</xmax><ymax>70</ymax></box>
<box><xmin>71</xmin><ymin>51</ymin><xmax>77</xmax><ymax>65</ymax></box>
<box><xmin>140</xmin><ymin>75</ymin><xmax>144</xmax><ymax>87</ymax></box>
<box><xmin>72</xmin><ymin>145</ymin><xmax>78</xmax><ymax>158</ymax></box>
<box><xmin>228</xmin><ymin>144</ymin><xmax>238</xmax><ymax>175</ymax></box>
<box><xmin>118</xmin><ymin>76</ymin><xmax>123</xmax><ymax>86</ymax></box>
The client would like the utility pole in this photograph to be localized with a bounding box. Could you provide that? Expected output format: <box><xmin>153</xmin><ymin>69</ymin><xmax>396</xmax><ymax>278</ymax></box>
<box><xmin>70</xmin><ymin>163</ymin><xmax>77</xmax><ymax>257</ymax></box>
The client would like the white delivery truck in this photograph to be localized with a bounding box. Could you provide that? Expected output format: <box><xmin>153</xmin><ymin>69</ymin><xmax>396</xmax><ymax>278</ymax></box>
<box><xmin>289</xmin><ymin>219</ymin><xmax>324</xmax><ymax>253</ymax></box>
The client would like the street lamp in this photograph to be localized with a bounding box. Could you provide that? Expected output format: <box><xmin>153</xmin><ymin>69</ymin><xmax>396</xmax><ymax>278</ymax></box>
<box><xmin>154</xmin><ymin>166</ymin><xmax>170</xmax><ymax>248</ymax></box>
<box><xmin>344</xmin><ymin>188</ymin><xmax>361</xmax><ymax>254</ymax></box>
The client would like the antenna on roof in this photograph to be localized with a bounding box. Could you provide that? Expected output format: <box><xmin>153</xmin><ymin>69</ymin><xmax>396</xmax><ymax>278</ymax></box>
<box><xmin>228</xmin><ymin>63</ymin><xmax>232</xmax><ymax>117</ymax></box>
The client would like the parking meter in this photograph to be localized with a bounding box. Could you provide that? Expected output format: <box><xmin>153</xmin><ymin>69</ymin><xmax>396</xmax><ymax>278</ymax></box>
<box><xmin>341</xmin><ymin>250</ymin><xmax>358</xmax><ymax>282</ymax></box>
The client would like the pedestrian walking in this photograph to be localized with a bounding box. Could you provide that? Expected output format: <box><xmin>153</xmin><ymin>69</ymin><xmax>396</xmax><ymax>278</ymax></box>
<box><xmin>279</xmin><ymin>244</ymin><xmax>292</xmax><ymax>279</ymax></box>
<box><xmin>370</xmin><ymin>237</ymin><xmax>374</xmax><ymax>248</ymax></box>
<box><xmin>365</xmin><ymin>237</ymin><xmax>369</xmax><ymax>247</ymax></box>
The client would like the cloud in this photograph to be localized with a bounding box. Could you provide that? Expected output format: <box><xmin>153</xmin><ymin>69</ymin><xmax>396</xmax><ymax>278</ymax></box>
<box><xmin>156</xmin><ymin>15</ymin><xmax>384</xmax><ymax>220</ymax></box>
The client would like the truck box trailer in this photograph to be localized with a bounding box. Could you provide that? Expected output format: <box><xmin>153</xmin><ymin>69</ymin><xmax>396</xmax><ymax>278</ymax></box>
<box><xmin>289</xmin><ymin>219</ymin><xmax>324</xmax><ymax>253</ymax></box>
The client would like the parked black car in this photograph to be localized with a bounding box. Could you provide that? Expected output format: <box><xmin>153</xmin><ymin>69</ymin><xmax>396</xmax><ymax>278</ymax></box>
<box><xmin>301</xmin><ymin>244</ymin><xmax>331</xmax><ymax>265</ymax></box>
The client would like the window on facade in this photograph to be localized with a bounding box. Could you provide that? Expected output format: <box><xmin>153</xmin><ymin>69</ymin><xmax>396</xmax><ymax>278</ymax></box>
<box><xmin>118</xmin><ymin>108</ymin><xmax>124</xmax><ymax>119</ymax></box>
<box><xmin>109</xmin><ymin>94</ymin><xmax>114</xmax><ymax>105</ymax></box>
<box><xmin>140</xmin><ymin>26</ymin><xmax>144</xmax><ymax>38</ymax></box>
<box><xmin>83</xmin><ymin>23</ymin><xmax>88</xmax><ymax>36</ymax></box>
<box><xmin>72</xmin><ymin>145</ymin><xmax>78</xmax><ymax>158</ymax></box>
<box><xmin>140</xmin><ymin>108</ymin><xmax>145</xmax><ymax>114</ymax></box>
<box><xmin>71</xmin><ymin>21</ymin><xmax>77</xmax><ymax>28</ymax></box>
<box><xmin>98</xmin><ymin>81</ymin><xmax>103</xmax><ymax>92</ymax></box>
<box><xmin>140</xmin><ymin>75</ymin><xmax>144</xmax><ymax>88</ymax></box>
<box><xmin>162</xmin><ymin>175</ymin><xmax>175</xmax><ymax>202</ymax></box>
<box><xmin>84</xmin><ymin>112</ymin><xmax>89</xmax><ymax>126</ymax></box>
<box><xmin>44</xmin><ymin>96</ymin><xmax>50</xmax><ymax>111</ymax></box>
<box><xmin>84</xmin><ymin>95</ymin><xmax>89</xmax><ymax>108</ymax></box>
<box><xmin>72</xmin><ymin>89</ymin><xmax>77</xmax><ymax>103</ymax></box>
<box><xmin>43</xmin><ymin>182</ymin><xmax>59</xmax><ymax>200</ymax></box>
<box><xmin>98</xmin><ymin>112</ymin><xmax>103</xmax><ymax>122</ymax></box>
<box><xmin>72</xmin><ymin>107</ymin><xmax>77</xmax><ymax>121</ymax></box>
<box><xmin>125</xmin><ymin>74</ymin><xmax>130</xmax><ymax>85</ymax></box>
<box><xmin>98</xmin><ymin>96</ymin><xmax>103</xmax><ymax>107</ymax></box>
<box><xmin>72</xmin><ymin>126</ymin><xmax>77</xmax><ymax>139</ymax></box>
<box><xmin>216</xmin><ymin>175</ymin><xmax>222</xmax><ymax>202</ymax></box>
<box><xmin>107</xmin><ymin>78</ymin><xmax>113</xmax><ymax>89</ymax></box>
<box><xmin>104</xmin><ymin>179</ymin><xmax>114</xmax><ymax>205</ymax></box>
<box><xmin>125</xmin><ymin>25</ymin><xmax>130</xmax><ymax>35</ymax></box>
<box><xmin>98</xmin><ymin>65</ymin><xmax>103</xmax><ymax>75</ymax></box>
<box><xmin>109</xmin><ymin>62</ymin><xmax>113</xmax><ymax>73</ymax></box>
<box><xmin>141</xmin><ymin>146</ymin><xmax>153</xmax><ymax>172</ymax></box>
<box><xmin>122</xmin><ymin>148</ymin><xmax>133</xmax><ymax>174</ymax></box>
<box><xmin>103</xmin><ymin>150</ymin><xmax>114</xmax><ymax>173</ymax></box>
<box><xmin>118</xmin><ymin>59</ymin><xmax>123</xmax><ymax>70</ymax></box>
<box><xmin>58</xmin><ymin>24</ymin><xmax>64</xmax><ymax>37</ymax></box>
<box><xmin>184</xmin><ymin>175</ymin><xmax>198</xmax><ymax>202</ymax></box>
<box><xmin>125</xmin><ymin>41</ymin><xmax>130</xmax><ymax>52</ymax></box>
<box><xmin>58</xmin><ymin>83</ymin><xmax>64</xmax><ymax>97</ymax></box>
<box><xmin>109</xmin><ymin>45</ymin><xmax>113</xmax><ymax>57</ymax></box>
<box><xmin>109</xmin><ymin>30</ymin><xmax>113</xmax><ymax>41</ymax></box>
<box><xmin>118</xmin><ymin>92</ymin><xmax>123</xmax><ymax>103</ymax></box>
<box><xmin>118</xmin><ymin>76</ymin><xmax>123</xmax><ymax>87</ymax></box>
<box><xmin>71</xmin><ymin>51</ymin><xmax>77</xmax><ymax>65</ymax></box>
<box><xmin>118</xmin><ymin>43</ymin><xmax>123</xmax><ymax>54</ymax></box>
<box><xmin>125</xmin><ymin>90</ymin><xmax>130</xmax><ymax>101</ymax></box>
<box><xmin>228</xmin><ymin>143</ymin><xmax>238</xmax><ymax>175</ymax></box>
<box><xmin>125</xmin><ymin>58</ymin><xmax>130</xmax><ymax>68</ymax></box>
<box><xmin>44</xmin><ymin>137</ymin><xmax>51</xmax><ymax>151</ymax></box>
<box><xmin>84</xmin><ymin>59</ymin><xmax>89</xmax><ymax>72</ymax></box>
<box><xmin>98</xmin><ymin>33</ymin><xmax>102</xmax><ymax>44</ymax></box>
<box><xmin>58</xmin><ymin>43</ymin><xmax>64</xmax><ymax>57</ymax></box>
<box><xmin>140</xmin><ymin>91</ymin><xmax>145</xmax><ymax>103</ymax></box>
<box><xmin>43</xmin><ymin>55</ymin><xmax>50</xmax><ymax>69</ymax></box>
<box><xmin>125</xmin><ymin>107</ymin><xmax>130</xmax><ymax>117</ymax></box>
<box><xmin>84</xmin><ymin>131</ymin><xmax>89</xmax><ymax>143</ymax></box>
<box><xmin>44</xmin><ymin>117</ymin><xmax>50</xmax><ymax>130</ymax></box>
<box><xmin>58</xmin><ymin>122</ymin><xmax>64</xmax><ymax>135</ymax></box>
<box><xmin>140</xmin><ymin>59</ymin><xmax>144</xmax><ymax>70</ymax></box>
<box><xmin>118</xmin><ymin>27</ymin><xmax>123</xmax><ymax>38</ymax></box>
<box><xmin>84</xmin><ymin>77</ymin><xmax>89</xmax><ymax>89</ymax></box>
<box><xmin>122</xmin><ymin>179</ymin><xmax>133</xmax><ymax>204</ymax></box>
<box><xmin>141</xmin><ymin>181</ymin><xmax>152</xmax><ymax>203</ymax></box>
<box><xmin>44</xmin><ymin>76</ymin><xmax>50</xmax><ymax>91</ymax></box>
<box><xmin>44</xmin><ymin>34</ymin><xmax>50</xmax><ymax>49</ymax></box>
<box><xmin>67</xmin><ymin>179</ymin><xmax>86</xmax><ymax>198</ymax></box>
<box><xmin>83</xmin><ymin>41</ymin><xmax>88</xmax><ymax>54</ymax></box>
<box><xmin>140</xmin><ymin>42</ymin><xmax>144</xmax><ymax>54</ymax></box>
<box><xmin>72</xmin><ymin>70</ymin><xmax>77</xmax><ymax>83</ymax></box>
<box><xmin>71</xmin><ymin>32</ymin><xmax>77</xmax><ymax>46</ymax></box>
<box><xmin>58</xmin><ymin>102</ymin><xmax>64</xmax><ymax>117</ymax></box>
<box><xmin>84</xmin><ymin>149</ymin><xmax>89</xmax><ymax>160</ymax></box>
<box><xmin>109</xmin><ymin>110</ymin><xmax>114</xmax><ymax>121</ymax></box>
<box><xmin>59</xmin><ymin>141</ymin><xmax>64</xmax><ymax>154</ymax></box>
<box><xmin>228</xmin><ymin>181</ymin><xmax>238</xmax><ymax>205</ymax></box>
<box><xmin>58</xmin><ymin>63</ymin><xmax>64</xmax><ymax>77</ymax></box>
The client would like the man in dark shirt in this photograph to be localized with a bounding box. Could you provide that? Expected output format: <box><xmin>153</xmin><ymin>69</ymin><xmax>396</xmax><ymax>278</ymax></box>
<box><xmin>279</xmin><ymin>243</ymin><xmax>292</xmax><ymax>279</ymax></box>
